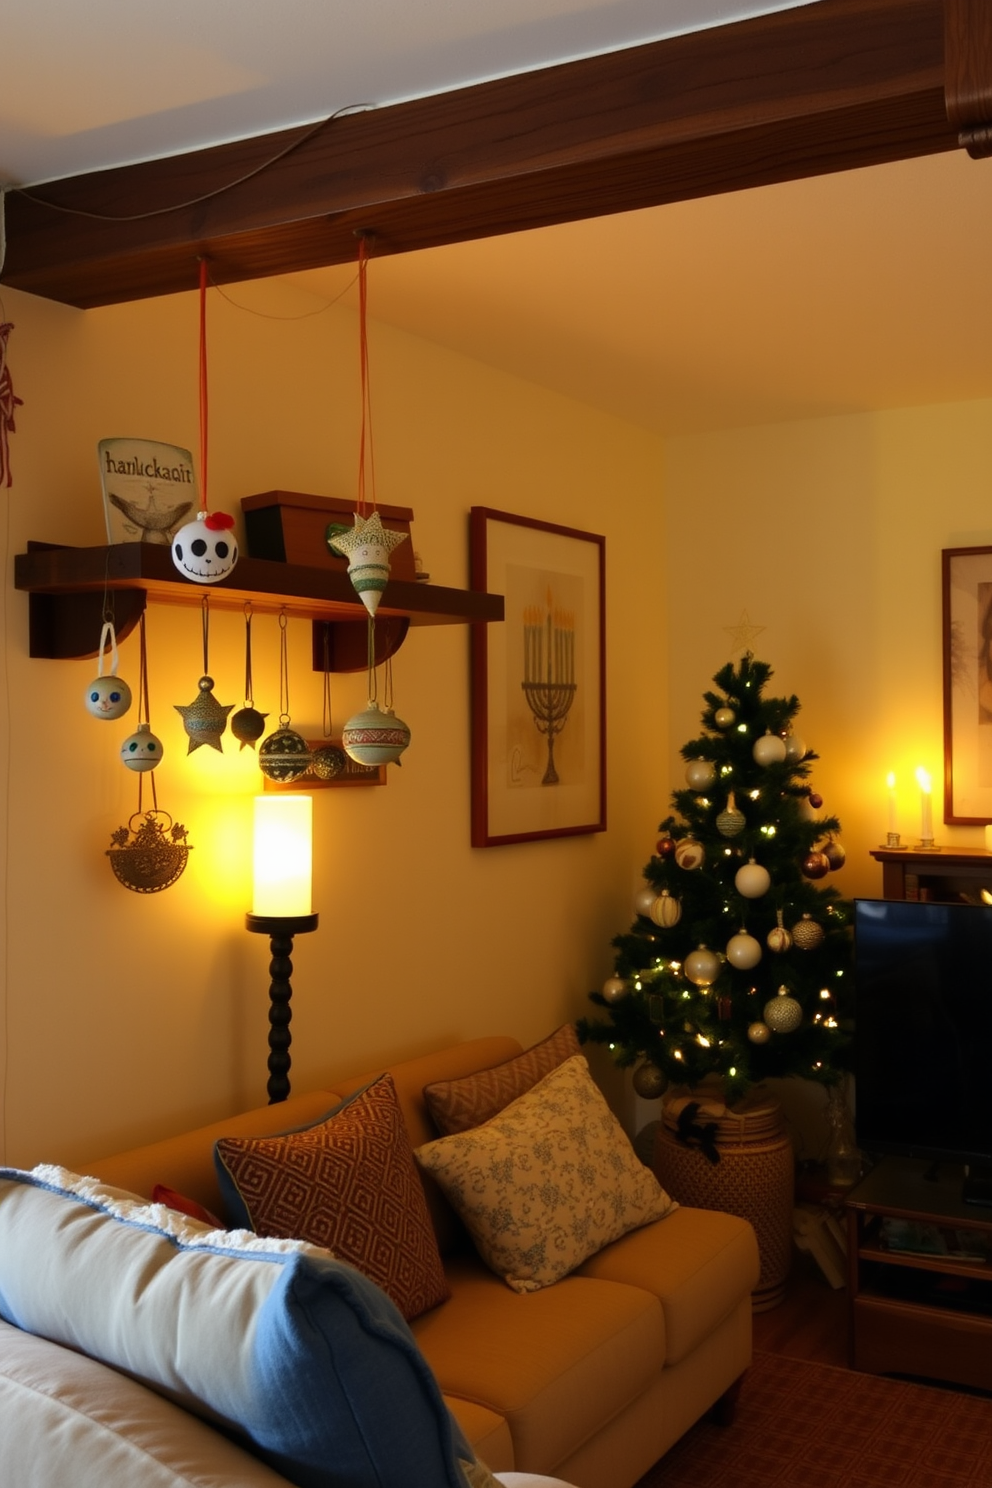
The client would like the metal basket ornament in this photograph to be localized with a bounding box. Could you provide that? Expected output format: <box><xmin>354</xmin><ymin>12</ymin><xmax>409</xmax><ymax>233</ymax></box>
<box><xmin>107</xmin><ymin>811</ymin><xmax>192</xmax><ymax>893</ymax></box>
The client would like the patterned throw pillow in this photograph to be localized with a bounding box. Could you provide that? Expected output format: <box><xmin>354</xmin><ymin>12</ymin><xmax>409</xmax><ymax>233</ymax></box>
<box><xmin>414</xmin><ymin>1055</ymin><xmax>676</xmax><ymax>1294</ymax></box>
<box><xmin>215</xmin><ymin>1073</ymin><xmax>449</xmax><ymax>1322</ymax></box>
<box><xmin>423</xmin><ymin>1023</ymin><xmax>580</xmax><ymax>1135</ymax></box>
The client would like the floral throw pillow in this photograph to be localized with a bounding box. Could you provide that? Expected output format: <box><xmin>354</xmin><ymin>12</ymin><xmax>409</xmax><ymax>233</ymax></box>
<box><xmin>414</xmin><ymin>1055</ymin><xmax>676</xmax><ymax>1293</ymax></box>
<box><xmin>423</xmin><ymin>1024</ymin><xmax>580</xmax><ymax>1135</ymax></box>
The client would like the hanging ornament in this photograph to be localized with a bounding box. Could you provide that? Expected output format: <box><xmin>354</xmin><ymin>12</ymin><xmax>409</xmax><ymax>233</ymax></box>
<box><xmin>685</xmin><ymin>758</ymin><xmax>716</xmax><ymax>791</ymax></box>
<box><xmin>655</xmin><ymin>836</ymin><xmax>676</xmax><ymax>860</ymax></box>
<box><xmin>602</xmin><ymin>975</ymin><xmax>628</xmax><ymax>1004</ymax></box>
<box><xmin>650</xmin><ymin>890</ymin><xmax>682</xmax><ymax>928</ymax></box>
<box><xmin>716</xmin><ymin>792</ymin><xmax>745</xmax><ymax>838</ymax></box>
<box><xmin>341</xmin><ymin>702</ymin><xmax>412</xmax><ymax>766</ymax></box>
<box><xmin>753</xmin><ymin>731</ymin><xmax>787</xmax><ymax>767</ymax></box>
<box><xmin>259</xmin><ymin>610</ymin><xmax>312</xmax><ymax>783</ymax></box>
<box><xmin>802</xmin><ymin>850</ymin><xmax>831</xmax><ymax>880</ymax></box>
<box><xmin>0</xmin><ymin>319</ymin><xmax>23</xmax><ymax>489</ymax></box>
<box><xmin>84</xmin><ymin>621</ymin><xmax>132</xmax><ymax>720</ymax></box>
<box><xmin>784</xmin><ymin>731</ymin><xmax>807</xmax><ymax>764</ymax></box>
<box><xmin>766</xmin><ymin>909</ymin><xmax>793</xmax><ymax>954</ymax></box>
<box><xmin>764</xmin><ymin>986</ymin><xmax>803</xmax><ymax>1033</ymax></box>
<box><xmin>174</xmin><ymin>596</ymin><xmax>233</xmax><ymax>752</ymax></box>
<box><xmin>632</xmin><ymin>1062</ymin><xmax>668</xmax><ymax>1100</ymax></box>
<box><xmin>674</xmin><ymin>836</ymin><xmax>705</xmax><ymax>870</ymax></box>
<box><xmin>685</xmin><ymin>946</ymin><xmax>720</xmax><ymax>986</ymax></box>
<box><xmin>230</xmin><ymin>603</ymin><xmax>268</xmax><ymax>750</ymax></box>
<box><xmin>119</xmin><ymin>615</ymin><xmax>162</xmax><ymax>772</ymax></box>
<box><xmin>747</xmin><ymin>1021</ymin><xmax>772</xmax><ymax>1045</ymax></box>
<box><xmin>726</xmin><ymin>929</ymin><xmax>762</xmax><ymax>970</ymax></box>
<box><xmin>735</xmin><ymin>858</ymin><xmax>771</xmax><ymax>898</ymax></box>
<box><xmin>823</xmin><ymin>838</ymin><xmax>847</xmax><ymax>871</ymax></box>
<box><xmin>791</xmin><ymin>914</ymin><xmax>825</xmax><ymax>951</ymax></box>
<box><xmin>809</xmin><ymin>791</ymin><xmax>824</xmax><ymax>810</ymax></box>
<box><xmin>714</xmin><ymin>706</ymin><xmax>736</xmax><ymax>729</ymax></box>
<box><xmin>634</xmin><ymin>886</ymin><xmax>659</xmax><ymax>917</ymax></box>
<box><xmin>171</xmin><ymin>260</ymin><xmax>237</xmax><ymax>585</ymax></box>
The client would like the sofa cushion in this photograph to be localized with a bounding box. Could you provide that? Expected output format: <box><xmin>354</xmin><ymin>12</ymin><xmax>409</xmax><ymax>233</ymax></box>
<box><xmin>215</xmin><ymin>1073</ymin><xmax>449</xmax><ymax>1322</ymax></box>
<box><xmin>414</xmin><ymin>1252</ymin><xmax>665</xmax><ymax>1477</ymax></box>
<box><xmin>0</xmin><ymin>1318</ymin><xmax>291</xmax><ymax>1487</ymax></box>
<box><xmin>414</xmin><ymin>1056</ymin><xmax>676</xmax><ymax>1293</ymax></box>
<box><xmin>575</xmin><ymin>1204</ymin><xmax>761</xmax><ymax>1365</ymax></box>
<box><xmin>0</xmin><ymin>1165</ymin><xmax>477</xmax><ymax>1488</ymax></box>
<box><xmin>423</xmin><ymin>1025</ymin><xmax>580</xmax><ymax>1136</ymax></box>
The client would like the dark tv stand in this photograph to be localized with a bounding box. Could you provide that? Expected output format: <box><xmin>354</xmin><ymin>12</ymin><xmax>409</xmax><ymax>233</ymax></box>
<box><xmin>846</xmin><ymin>1156</ymin><xmax>992</xmax><ymax>1390</ymax></box>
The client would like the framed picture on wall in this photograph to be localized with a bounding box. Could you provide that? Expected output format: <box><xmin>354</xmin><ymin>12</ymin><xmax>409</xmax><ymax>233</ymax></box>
<box><xmin>470</xmin><ymin>507</ymin><xmax>606</xmax><ymax>847</ymax></box>
<box><xmin>942</xmin><ymin>545</ymin><xmax>992</xmax><ymax>824</ymax></box>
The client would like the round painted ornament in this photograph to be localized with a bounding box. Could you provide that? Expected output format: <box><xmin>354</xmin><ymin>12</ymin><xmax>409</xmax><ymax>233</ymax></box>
<box><xmin>764</xmin><ymin>987</ymin><xmax>803</xmax><ymax>1033</ymax></box>
<box><xmin>802</xmin><ymin>850</ymin><xmax>831</xmax><ymax>880</ymax></box>
<box><xmin>726</xmin><ymin>930</ymin><xmax>762</xmax><ymax>970</ymax></box>
<box><xmin>258</xmin><ymin>726</ymin><xmax>312</xmax><ymax>783</ymax></box>
<box><xmin>602</xmin><ymin>975</ymin><xmax>628</xmax><ymax>1004</ymax></box>
<box><xmin>327</xmin><ymin>511</ymin><xmax>408</xmax><ymax>616</ymax></box>
<box><xmin>171</xmin><ymin>511</ymin><xmax>239</xmax><ymax>585</ymax></box>
<box><xmin>716</xmin><ymin>793</ymin><xmax>746</xmax><ymax>838</ymax></box>
<box><xmin>791</xmin><ymin>914</ymin><xmax>825</xmax><ymax>951</ymax></box>
<box><xmin>634</xmin><ymin>886</ymin><xmax>659</xmax><ymax>918</ymax></box>
<box><xmin>735</xmin><ymin>859</ymin><xmax>771</xmax><ymax>898</ymax></box>
<box><xmin>753</xmin><ymin>731</ymin><xmax>787</xmax><ymax>767</ymax></box>
<box><xmin>120</xmin><ymin>722</ymin><xmax>163</xmax><ymax>773</ymax></box>
<box><xmin>632</xmin><ymin>1061</ymin><xmax>668</xmax><ymax>1100</ymax></box>
<box><xmin>685</xmin><ymin>758</ymin><xmax>716</xmax><ymax>791</ymax></box>
<box><xmin>747</xmin><ymin>1021</ymin><xmax>771</xmax><ymax>1045</ymax></box>
<box><xmin>823</xmin><ymin>839</ymin><xmax>847</xmax><ymax>871</ymax></box>
<box><xmin>310</xmin><ymin>744</ymin><xmax>347</xmax><ymax>780</ymax></box>
<box><xmin>767</xmin><ymin>910</ymin><xmax>793</xmax><ymax>954</ymax></box>
<box><xmin>714</xmin><ymin>707</ymin><xmax>736</xmax><ymax>729</ymax></box>
<box><xmin>674</xmin><ymin>837</ymin><xmax>706</xmax><ymax>870</ymax></box>
<box><xmin>84</xmin><ymin>621</ymin><xmax>132</xmax><ymax>721</ymax></box>
<box><xmin>650</xmin><ymin>890</ymin><xmax>682</xmax><ymax>928</ymax></box>
<box><xmin>685</xmin><ymin>946</ymin><xmax>720</xmax><ymax>987</ymax></box>
<box><xmin>342</xmin><ymin>703</ymin><xmax>411</xmax><ymax>767</ymax></box>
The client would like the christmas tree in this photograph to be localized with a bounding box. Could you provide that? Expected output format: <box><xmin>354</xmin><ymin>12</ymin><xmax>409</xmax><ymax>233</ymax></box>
<box><xmin>579</xmin><ymin>654</ymin><xmax>853</xmax><ymax>1103</ymax></box>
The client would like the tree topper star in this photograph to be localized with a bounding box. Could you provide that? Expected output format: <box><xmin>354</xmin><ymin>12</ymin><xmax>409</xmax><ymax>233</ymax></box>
<box><xmin>724</xmin><ymin>610</ymin><xmax>766</xmax><ymax>654</ymax></box>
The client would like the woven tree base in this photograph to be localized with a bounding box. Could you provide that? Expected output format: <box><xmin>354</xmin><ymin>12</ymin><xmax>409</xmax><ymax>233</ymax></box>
<box><xmin>654</xmin><ymin>1091</ymin><xmax>794</xmax><ymax>1312</ymax></box>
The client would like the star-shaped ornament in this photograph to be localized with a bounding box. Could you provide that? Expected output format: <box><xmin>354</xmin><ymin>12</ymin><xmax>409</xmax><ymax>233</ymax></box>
<box><xmin>724</xmin><ymin>610</ymin><xmax>766</xmax><ymax>655</ymax></box>
<box><xmin>174</xmin><ymin>675</ymin><xmax>234</xmax><ymax>753</ymax></box>
<box><xmin>327</xmin><ymin>511</ymin><xmax>408</xmax><ymax>616</ymax></box>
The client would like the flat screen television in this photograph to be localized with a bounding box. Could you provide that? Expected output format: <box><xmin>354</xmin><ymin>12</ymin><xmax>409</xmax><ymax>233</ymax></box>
<box><xmin>854</xmin><ymin>897</ymin><xmax>992</xmax><ymax>1203</ymax></box>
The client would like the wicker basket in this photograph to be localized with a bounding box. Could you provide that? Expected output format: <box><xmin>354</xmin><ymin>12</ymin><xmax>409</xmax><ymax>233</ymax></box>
<box><xmin>654</xmin><ymin>1088</ymin><xmax>794</xmax><ymax>1311</ymax></box>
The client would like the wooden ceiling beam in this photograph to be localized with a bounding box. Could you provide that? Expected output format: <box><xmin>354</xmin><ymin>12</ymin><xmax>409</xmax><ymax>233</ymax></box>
<box><xmin>0</xmin><ymin>0</ymin><xmax>975</xmax><ymax>308</ymax></box>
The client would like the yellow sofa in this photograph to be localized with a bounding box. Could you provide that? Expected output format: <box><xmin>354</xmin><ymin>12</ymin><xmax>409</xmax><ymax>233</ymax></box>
<box><xmin>80</xmin><ymin>1035</ymin><xmax>759</xmax><ymax>1488</ymax></box>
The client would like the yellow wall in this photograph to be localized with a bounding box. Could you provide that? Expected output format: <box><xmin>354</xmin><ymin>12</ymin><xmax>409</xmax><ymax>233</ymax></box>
<box><xmin>0</xmin><ymin>279</ymin><xmax>667</xmax><ymax>1168</ymax></box>
<box><xmin>665</xmin><ymin>399</ymin><xmax>992</xmax><ymax>903</ymax></box>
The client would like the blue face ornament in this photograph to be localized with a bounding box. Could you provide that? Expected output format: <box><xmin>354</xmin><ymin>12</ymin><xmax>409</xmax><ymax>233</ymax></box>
<box><xmin>84</xmin><ymin>622</ymin><xmax>132</xmax><ymax>720</ymax></box>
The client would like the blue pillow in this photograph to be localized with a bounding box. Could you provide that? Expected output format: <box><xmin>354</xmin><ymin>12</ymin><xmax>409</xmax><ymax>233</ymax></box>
<box><xmin>0</xmin><ymin>1165</ymin><xmax>474</xmax><ymax>1488</ymax></box>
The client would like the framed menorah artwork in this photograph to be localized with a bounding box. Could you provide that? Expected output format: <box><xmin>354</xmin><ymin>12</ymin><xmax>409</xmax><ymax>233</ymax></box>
<box><xmin>470</xmin><ymin>507</ymin><xmax>606</xmax><ymax>847</ymax></box>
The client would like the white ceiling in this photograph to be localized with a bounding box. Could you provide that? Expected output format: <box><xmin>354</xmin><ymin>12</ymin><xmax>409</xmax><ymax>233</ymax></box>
<box><xmin>3</xmin><ymin>0</ymin><xmax>991</xmax><ymax>437</ymax></box>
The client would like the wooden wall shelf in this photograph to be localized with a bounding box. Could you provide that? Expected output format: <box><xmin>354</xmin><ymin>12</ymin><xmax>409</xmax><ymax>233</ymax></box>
<box><xmin>14</xmin><ymin>541</ymin><xmax>503</xmax><ymax>665</ymax></box>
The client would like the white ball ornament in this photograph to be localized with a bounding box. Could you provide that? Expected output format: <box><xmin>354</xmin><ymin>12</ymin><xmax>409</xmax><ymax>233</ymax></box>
<box><xmin>685</xmin><ymin>758</ymin><xmax>716</xmax><ymax>791</ymax></box>
<box><xmin>685</xmin><ymin>946</ymin><xmax>721</xmax><ymax>987</ymax></box>
<box><xmin>747</xmin><ymin>1021</ymin><xmax>772</xmax><ymax>1045</ymax></box>
<box><xmin>602</xmin><ymin>976</ymin><xmax>628</xmax><ymax>1004</ymax></box>
<box><xmin>735</xmin><ymin>859</ymin><xmax>771</xmax><ymax>898</ymax></box>
<box><xmin>753</xmin><ymin>731</ymin><xmax>787</xmax><ymax>767</ymax></box>
<box><xmin>650</xmin><ymin>890</ymin><xmax>683</xmax><ymax>928</ymax></box>
<box><xmin>714</xmin><ymin>707</ymin><xmax>736</xmax><ymax>729</ymax></box>
<box><xmin>120</xmin><ymin>722</ymin><xmax>163</xmax><ymax>772</ymax></box>
<box><xmin>726</xmin><ymin>930</ymin><xmax>762</xmax><ymax>969</ymax></box>
<box><xmin>764</xmin><ymin>987</ymin><xmax>803</xmax><ymax>1033</ymax></box>
<box><xmin>784</xmin><ymin>731</ymin><xmax>807</xmax><ymax>763</ymax></box>
<box><xmin>84</xmin><ymin>674</ymin><xmax>132</xmax><ymax>720</ymax></box>
<box><xmin>171</xmin><ymin>511</ymin><xmax>239</xmax><ymax>584</ymax></box>
<box><xmin>634</xmin><ymin>886</ymin><xmax>659</xmax><ymax>917</ymax></box>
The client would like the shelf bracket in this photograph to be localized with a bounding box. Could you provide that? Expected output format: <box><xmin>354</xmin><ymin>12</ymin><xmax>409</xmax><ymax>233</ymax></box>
<box><xmin>28</xmin><ymin>587</ymin><xmax>147</xmax><ymax>660</ymax></box>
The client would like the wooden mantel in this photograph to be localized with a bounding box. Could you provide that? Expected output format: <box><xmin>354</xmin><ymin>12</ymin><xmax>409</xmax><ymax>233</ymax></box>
<box><xmin>2</xmin><ymin>0</ymin><xmax>991</xmax><ymax>309</ymax></box>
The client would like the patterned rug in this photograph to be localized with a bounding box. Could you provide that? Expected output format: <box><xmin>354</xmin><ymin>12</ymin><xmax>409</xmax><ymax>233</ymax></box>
<box><xmin>634</xmin><ymin>1349</ymin><xmax>992</xmax><ymax>1488</ymax></box>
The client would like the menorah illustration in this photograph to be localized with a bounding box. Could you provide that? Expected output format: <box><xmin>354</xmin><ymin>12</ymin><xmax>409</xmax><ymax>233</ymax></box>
<box><xmin>522</xmin><ymin>598</ymin><xmax>577</xmax><ymax>784</ymax></box>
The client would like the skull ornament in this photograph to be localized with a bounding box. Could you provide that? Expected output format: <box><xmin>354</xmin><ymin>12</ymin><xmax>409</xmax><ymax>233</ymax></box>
<box><xmin>171</xmin><ymin>511</ymin><xmax>239</xmax><ymax>584</ymax></box>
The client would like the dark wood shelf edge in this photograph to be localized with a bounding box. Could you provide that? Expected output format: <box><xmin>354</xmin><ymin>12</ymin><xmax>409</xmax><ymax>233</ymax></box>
<box><xmin>15</xmin><ymin>542</ymin><xmax>503</xmax><ymax>661</ymax></box>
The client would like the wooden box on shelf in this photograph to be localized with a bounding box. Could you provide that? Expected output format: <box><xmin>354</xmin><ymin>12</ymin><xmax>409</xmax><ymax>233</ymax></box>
<box><xmin>241</xmin><ymin>492</ymin><xmax>418</xmax><ymax>582</ymax></box>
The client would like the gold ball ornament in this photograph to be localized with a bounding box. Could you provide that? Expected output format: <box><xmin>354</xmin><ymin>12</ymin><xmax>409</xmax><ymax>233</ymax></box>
<box><xmin>685</xmin><ymin>758</ymin><xmax>716</xmax><ymax>791</ymax></box>
<box><xmin>685</xmin><ymin>945</ymin><xmax>721</xmax><ymax>986</ymax></box>
<box><xmin>674</xmin><ymin>837</ymin><xmax>706</xmax><ymax>870</ymax></box>
<box><xmin>764</xmin><ymin>987</ymin><xmax>803</xmax><ymax>1033</ymax></box>
<box><xmin>632</xmin><ymin>1061</ymin><xmax>668</xmax><ymax>1100</ymax></box>
<box><xmin>791</xmin><ymin>914</ymin><xmax>825</xmax><ymax>951</ymax></box>
<box><xmin>753</xmin><ymin>731</ymin><xmax>787</xmax><ymax>767</ymax></box>
<box><xmin>602</xmin><ymin>975</ymin><xmax>628</xmax><ymax>1004</ymax></box>
<box><xmin>650</xmin><ymin>890</ymin><xmax>683</xmax><ymax>928</ymax></box>
<box><xmin>747</xmin><ymin>1021</ymin><xmax>772</xmax><ymax>1045</ymax></box>
<box><xmin>714</xmin><ymin>706</ymin><xmax>736</xmax><ymax>729</ymax></box>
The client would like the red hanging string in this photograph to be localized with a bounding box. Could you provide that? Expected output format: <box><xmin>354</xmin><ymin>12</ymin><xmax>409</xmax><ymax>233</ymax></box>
<box><xmin>0</xmin><ymin>320</ymin><xmax>23</xmax><ymax>490</ymax></box>
<box><xmin>356</xmin><ymin>235</ymin><xmax>377</xmax><ymax>519</ymax></box>
<box><xmin>197</xmin><ymin>259</ymin><xmax>209</xmax><ymax>513</ymax></box>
